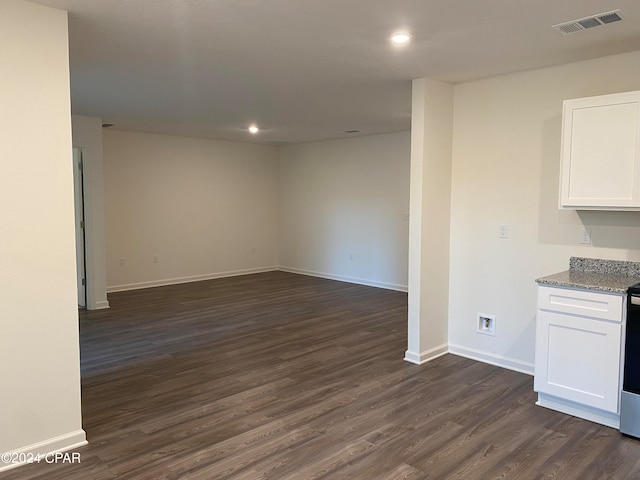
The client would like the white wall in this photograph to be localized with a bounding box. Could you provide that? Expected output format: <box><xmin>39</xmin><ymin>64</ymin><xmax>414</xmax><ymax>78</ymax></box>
<box><xmin>0</xmin><ymin>0</ymin><xmax>86</xmax><ymax>467</ymax></box>
<box><xmin>448</xmin><ymin>50</ymin><xmax>640</xmax><ymax>373</ymax></box>
<box><xmin>72</xmin><ymin>115</ymin><xmax>109</xmax><ymax>309</ymax></box>
<box><xmin>278</xmin><ymin>132</ymin><xmax>410</xmax><ymax>291</ymax></box>
<box><xmin>103</xmin><ymin>130</ymin><xmax>410</xmax><ymax>292</ymax></box>
<box><xmin>103</xmin><ymin>130</ymin><xmax>279</xmax><ymax>291</ymax></box>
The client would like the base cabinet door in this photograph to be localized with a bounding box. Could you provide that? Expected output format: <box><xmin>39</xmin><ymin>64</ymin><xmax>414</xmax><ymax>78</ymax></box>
<box><xmin>534</xmin><ymin>310</ymin><xmax>621</xmax><ymax>413</ymax></box>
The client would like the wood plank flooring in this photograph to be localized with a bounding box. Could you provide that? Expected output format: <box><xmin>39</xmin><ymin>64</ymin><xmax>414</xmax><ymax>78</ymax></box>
<box><xmin>4</xmin><ymin>271</ymin><xmax>640</xmax><ymax>479</ymax></box>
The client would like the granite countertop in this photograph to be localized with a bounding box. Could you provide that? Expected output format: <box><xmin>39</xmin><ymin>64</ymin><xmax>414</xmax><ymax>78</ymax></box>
<box><xmin>536</xmin><ymin>257</ymin><xmax>640</xmax><ymax>293</ymax></box>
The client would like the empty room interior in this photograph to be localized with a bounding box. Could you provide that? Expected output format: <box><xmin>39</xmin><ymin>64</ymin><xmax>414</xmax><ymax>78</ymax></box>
<box><xmin>4</xmin><ymin>0</ymin><xmax>640</xmax><ymax>478</ymax></box>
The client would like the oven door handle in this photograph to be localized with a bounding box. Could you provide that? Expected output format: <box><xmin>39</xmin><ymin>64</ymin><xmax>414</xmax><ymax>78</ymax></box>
<box><xmin>631</xmin><ymin>294</ymin><xmax>640</xmax><ymax>306</ymax></box>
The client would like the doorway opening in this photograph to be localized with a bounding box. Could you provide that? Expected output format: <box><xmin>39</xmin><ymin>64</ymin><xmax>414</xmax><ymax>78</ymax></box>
<box><xmin>73</xmin><ymin>147</ymin><xmax>87</xmax><ymax>309</ymax></box>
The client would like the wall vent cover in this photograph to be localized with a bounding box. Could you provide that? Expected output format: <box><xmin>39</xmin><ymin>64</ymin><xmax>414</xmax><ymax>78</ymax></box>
<box><xmin>553</xmin><ymin>9</ymin><xmax>623</xmax><ymax>35</ymax></box>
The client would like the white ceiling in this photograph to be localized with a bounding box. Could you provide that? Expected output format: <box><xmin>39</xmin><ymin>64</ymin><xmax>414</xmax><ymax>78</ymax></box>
<box><xmin>31</xmin><ymin>0</ymin><xmax>640</xmax><ymax>144</ymax></box>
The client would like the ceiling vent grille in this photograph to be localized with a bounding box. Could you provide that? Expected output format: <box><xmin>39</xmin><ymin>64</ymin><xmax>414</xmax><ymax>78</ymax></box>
<box><xmin>553</xmin><ymin>9</ymin><xmax>623</xmax><ymax>35</ymax></box>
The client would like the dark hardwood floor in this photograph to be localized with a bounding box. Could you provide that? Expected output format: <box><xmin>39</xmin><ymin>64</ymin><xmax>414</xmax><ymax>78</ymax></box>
<box><xmin>4</xmin><ymin>271</ymin><xmax>640</xmax><ymax>479</ymax></box>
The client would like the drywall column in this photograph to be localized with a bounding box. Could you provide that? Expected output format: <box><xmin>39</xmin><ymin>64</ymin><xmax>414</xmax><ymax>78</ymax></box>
<box><xmin>0</xmin><ymin>0</ymin><xmax>86</xmax><ymax>470</ymax></box>
<box><xmin>72</xmin><ymin>115</ymin><xmax>110</xmax><ymax>310</ymax></box>
<box><xmin>405</xmin><ymin>78</ymin><xmax>454</xmax><ymax>364</ymax></box>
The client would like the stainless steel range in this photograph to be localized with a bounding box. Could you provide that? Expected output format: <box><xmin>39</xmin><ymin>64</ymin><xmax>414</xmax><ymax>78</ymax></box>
<box><xmin>621</xmin><ymin>283</ymin><xmax>640</xmax><ymax>438</ymax></box>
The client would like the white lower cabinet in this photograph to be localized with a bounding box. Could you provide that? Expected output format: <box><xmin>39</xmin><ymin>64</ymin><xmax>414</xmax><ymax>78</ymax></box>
<box><xmin>534</xmin><ymin>285</ymin><xmax>625</xmax><ymax>427</ymax></box>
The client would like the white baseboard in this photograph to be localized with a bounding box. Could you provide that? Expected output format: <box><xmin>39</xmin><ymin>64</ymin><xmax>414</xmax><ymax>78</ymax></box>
<box><xmin>0</xmin><ymin>429</ymin><xmax>87</xmax><ymax>473</ymax></box>
<box><xmin>448</xmin><ymin>344</ymin><xmax>534</xmax><ymax>375</ymax></box>
<box><xmin>536</xmin><ymin>392</ymin><xmax>619</xmax><ymax>429</ymax></box>
<box><xmin>107</xmin><ymin>266</ymin><xmax>279</xmax><ymax>293</ymax></box>
<box><xmin>404</xmin><ymin>344</ymin><xmax>449</xmax><ymax>365</ymax></box>
<box><xmin>278</xmin><ymin>266</ymin><xmax>408</xmax><ymax>292</ymax></box>
<box><xmin>92</xmin><ymin>300</ymin><xmax>110</xmax><ymax>310</ymax></box>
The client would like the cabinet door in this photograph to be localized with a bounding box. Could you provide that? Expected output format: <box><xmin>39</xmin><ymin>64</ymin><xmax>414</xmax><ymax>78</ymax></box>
<box><xmin>560</xmin><ymin>90</ymin><xmax>640</xmax><ymax>209</ymax></box>
<box><xmin>534</xmin><ymin>310</ymin><xmax>621</xmax><ymax>413</ymax></box>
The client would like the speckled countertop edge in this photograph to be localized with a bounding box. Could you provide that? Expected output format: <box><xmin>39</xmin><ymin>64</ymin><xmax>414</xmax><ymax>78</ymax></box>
<box><xmin>536</xmin><ymin>257</ymin><xmax>640</xmax><ymax>293</ymax></box>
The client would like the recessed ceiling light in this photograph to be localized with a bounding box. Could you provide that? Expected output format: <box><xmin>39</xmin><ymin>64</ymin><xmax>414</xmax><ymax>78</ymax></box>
<box><xmin>248</xmin><ymin>125</ymin><xmax>259</xmax><ymax>134</ymax></box>
<box><xmin>391</xmin><ymin>32</ymin><xmax>411</xmax><ymax>45</ymax></box>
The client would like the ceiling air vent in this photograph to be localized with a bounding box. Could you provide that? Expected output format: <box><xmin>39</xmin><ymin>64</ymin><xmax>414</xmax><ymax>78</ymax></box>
<box><xmin>553</xmin><ymin>9</ymin><xmax>623</xmax><ymax>35</ymax></box>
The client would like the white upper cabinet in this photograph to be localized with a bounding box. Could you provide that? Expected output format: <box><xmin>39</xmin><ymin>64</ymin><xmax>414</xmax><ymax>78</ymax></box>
<box><xmin>559</xmin><ymin>90</ymin><xmax>640</xmax><ymax>210</ymax></box>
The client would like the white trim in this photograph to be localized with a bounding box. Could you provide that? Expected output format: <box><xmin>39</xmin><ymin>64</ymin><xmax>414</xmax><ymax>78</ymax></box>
<box><xmin>404</xmin><ymin>344</ymin><xmax>449</xmax><ymax>365</ymax></box>
<box><xmin>107</xmin><ymin>266</ymin><xmax>278</xmax><ymax>293</ymax></box>
<box><xmin>0</xmin><ymin>430</ymin><xmax>87</xmax><ymax>473</ymax></box>
<box><xmin>448</xmin><ymin>344</ymin><xmax>534</xmax><ymax>375</ymax></box>
<box><xmin>92</xmin><ymin>300</ymin><xmax>110</xmax><ymax>310</ymax></box>
<box><xmin>536</xmin><ymin>392</ymin><xmax>619</xmax><ymax>429</ymax></box>
<box><xmin>278</xmin><ymin>266</ymin><xmax>408</xmax><ymax>292</ymax></box>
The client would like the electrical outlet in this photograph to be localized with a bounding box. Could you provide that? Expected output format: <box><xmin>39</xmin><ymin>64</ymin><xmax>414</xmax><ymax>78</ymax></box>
<box><xmin>119</xmin><ymin>257</ymin><xmax>125</xmax><ymax>267</ymax></box>
<box><xmin>477</xmin><ymin>313</ymin><xmax>496</xmax><ymax>336</ymax></box>
<box><xmin>580</xmin><ymin>227</ymin><xmax>592</xmax><ymax>245</ymax></box>
<box><xmin>499</xmin><ymin>224</ymin><xmax>509</xmax><ymax>239</ymax></box>
<box><xmin>153</xmin><ymin>255</ymin><xmax>158</xmax><ymax>263</ymax></box>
